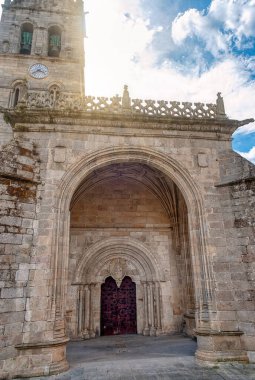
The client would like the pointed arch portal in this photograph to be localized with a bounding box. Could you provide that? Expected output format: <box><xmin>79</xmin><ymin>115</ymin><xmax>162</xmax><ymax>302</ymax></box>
<box><xmin>50</xmin><ymin>146</ymin><xmax>216</xmax><ymax>349</ymax></box>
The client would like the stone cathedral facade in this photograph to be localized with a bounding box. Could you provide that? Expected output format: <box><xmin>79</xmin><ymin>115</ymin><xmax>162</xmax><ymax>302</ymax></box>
<box><xmin>0</xmin><ymin>0</ymin><xmax>254</xmax><ymax>378</ymax></box>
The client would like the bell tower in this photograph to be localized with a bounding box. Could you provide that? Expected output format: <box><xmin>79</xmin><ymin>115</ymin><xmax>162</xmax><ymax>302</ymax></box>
<box><xmin>0</xmin><ymin>0</ymin><xmax>85</xmax><ymax>109</ymax></box>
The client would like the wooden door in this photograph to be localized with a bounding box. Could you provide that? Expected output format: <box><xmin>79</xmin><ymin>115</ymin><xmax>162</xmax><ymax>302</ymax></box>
<box><xmin>101</xmin><ymin>276</ymin><xmax>137</xmax><ymax>336</ymax></box>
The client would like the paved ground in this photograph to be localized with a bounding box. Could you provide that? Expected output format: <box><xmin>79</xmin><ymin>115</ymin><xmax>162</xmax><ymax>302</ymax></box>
<box><xmin>19</xmin><ymin>335</ymin><xmax>255</xmax><ymax>380</ymax></box>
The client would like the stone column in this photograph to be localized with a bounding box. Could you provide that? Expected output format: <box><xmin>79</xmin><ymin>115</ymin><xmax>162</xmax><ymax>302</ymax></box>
<box><xmin>142</xmin><ymin>282</ymin><xmax>149</xmax><ymax>335</ymax></box>
<box><xmin>77</xmin><ymin>285</ymin><xmax>84</xmax><ymax>336</ymax></box>
<box><xmin>83</xmin><ymin>285</ymin><xmax>90</xmax><ymax>339</ymax></box>
<box><xmin>155</xmin><ymin>282</ymin><xmax>162</xmax><ymax>335</ymax></box>
<box><xmin>33</xmin><ymin>27</ymin><xmax>48</xmax><ymax>56</ymax></box>
<box><xmin>149</xmin><ymin>282</ymin><xmax>156</xmax><ymax>336</ymax></box>
<box><xmin>89</xmin><ymin>283</ymin><xmax>96</xmax><ymax>338</ymax></box>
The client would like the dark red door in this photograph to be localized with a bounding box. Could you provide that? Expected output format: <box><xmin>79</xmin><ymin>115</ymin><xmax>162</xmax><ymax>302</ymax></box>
<box><xmin>101</xmin><ymin>276</ymin><xmax>137</xmax><ymax>336</ymax></box>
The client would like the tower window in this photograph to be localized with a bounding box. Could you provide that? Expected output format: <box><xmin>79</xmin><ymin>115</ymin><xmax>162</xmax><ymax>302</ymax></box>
<box><xmin>48</xmin><ymin>26</ymin><xmax>62</xmax><ymax>58</ymax></box>
<box><xmin>13</xmin><ymin>88</ymin><xmax>20</xmax><ymax>107</ymax></box>
<box><xmin>9</xmin><ymin>80</ymin><xmax>27</xmax><ymax>108</ymax></box>
<box><xmin>20</xmin><ymin>23</ymin><xmax>33</xmax><ymax>55</ymax></box>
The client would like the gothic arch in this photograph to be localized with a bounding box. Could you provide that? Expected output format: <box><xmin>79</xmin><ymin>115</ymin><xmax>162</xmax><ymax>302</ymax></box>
<box><xmin>74</xmin><ymin>237</ymin><xmax>164</xmax><ymax>284</ymax></box>
<box><xmin>19</xmin><ymin>21</ymin><xmax>34</xmax><ymax>55</ymax></box>
<box><xmin>50</xmin><ymin>146</ymin><xmax>215</xmax><ymax>335</ymax></box>
<box><xmin>47</xmin><ymin>81</ymin><xmax>65</xmax><ymax>91</ymax></box>
<box><xmin>20</xmin><ymin>20</ymin><xmax>37</xmax><ymax>28</ymax></box>
<box><xmin>48</xmin><ymin>24</ymin><xmax>63</xmax><ymax>57</ymax></box>
<box><xmin>47</xmin><ymin>22</ymin><xmax>65</xmax><ymax>31</ymax></box>
<box><xmin>72</xmin><ymin>237</ymin><xmax>165</xmax><ymax>337</ymax></box>
<box><xmin>8</xmin><ymin>79</ymin><xmax>28</xmax><ymax>108</ymax></box>
<box><xmin>9</xmin><ymin>79</ymin><xmax>30</xmax><ymax>88</ymax></box>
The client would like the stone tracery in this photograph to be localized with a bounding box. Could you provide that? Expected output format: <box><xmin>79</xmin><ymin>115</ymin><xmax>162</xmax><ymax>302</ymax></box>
<box><xmin>23</xmin><ymin>88</ymin><xmax>225</xmax><ymax>119</ymax></box>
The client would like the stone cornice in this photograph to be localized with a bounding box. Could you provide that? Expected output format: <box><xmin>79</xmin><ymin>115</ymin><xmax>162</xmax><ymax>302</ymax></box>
<box><xmin>4</xmin><ymin>108</ymin><xmax>245</xmax><ymax>140</ymax></box>
<box><xmin>0</xmin><ymin>53</ymin><xmax>82</xmax><ymax>65</ymax></box>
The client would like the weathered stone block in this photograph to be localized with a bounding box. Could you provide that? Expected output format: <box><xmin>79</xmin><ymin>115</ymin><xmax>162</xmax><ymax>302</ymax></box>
<box><xmin>4</xmin><ymin>322</ymin><xmax>23</xmax><ymax>336</ymax></box>
<box><xmin>0</xmin><ymin>299</ymin><xmax>25</xmax><ymax>313</ymax></box>
<box><xmin>0</xmin><ymin>216</ymin><xmax>22</xmax><ymax>227</ymax></box>
<box><xmin>1</xmin><ymin>287</ymin><xmax>24</xmax><ymax>299</ymax></box>
<box><xmin>15</xmin><ymin>269</ymin><xmax>29</xmax><ymax>282</ymax></box>
<box><xmin>0</xmin><ymin>233</ymin><xmax>22</xmax><ymax>245</ymax></box>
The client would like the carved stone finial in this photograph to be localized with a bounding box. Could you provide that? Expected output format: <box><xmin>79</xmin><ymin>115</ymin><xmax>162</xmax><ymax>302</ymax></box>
<box><xmin>122</xmin><ymin>84</ymin><xmax>131</xmax><ymax>111</ymax></box>
<box><xmin>216</xmin><ymin>92</ymin><xmax>226</xmax><ymax>118</ymax></box>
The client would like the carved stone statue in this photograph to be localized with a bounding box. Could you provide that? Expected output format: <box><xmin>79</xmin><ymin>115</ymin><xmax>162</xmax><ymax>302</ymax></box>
<box><xmin>216</xmin><ymin>92</ymin><xmax>226</xmax><ymax>117</ymax></box>
<box><xmin>122</xmin><ymin>84</ymin><xmax>131</xmax><ymax>110</ymax></box>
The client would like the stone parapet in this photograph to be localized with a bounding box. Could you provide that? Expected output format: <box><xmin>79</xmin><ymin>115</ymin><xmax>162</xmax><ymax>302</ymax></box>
<box><xmin>23</xmin><ymin>89</ymin><xmax>223</xmax><ymax>119</ymax></box>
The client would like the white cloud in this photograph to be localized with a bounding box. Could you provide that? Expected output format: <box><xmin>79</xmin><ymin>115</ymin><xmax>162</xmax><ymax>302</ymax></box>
<box><xmin>172</xmin><ymin>8</ymin><xmax>227</xmax><ymax>57</ymax></box>
<box><xmin>210</xmin><ymin>0</ymin><xmax>255</xmax><ymax>40</ymax></box>
<box><xmin>0</xmin><ymin>0</ymin><xmax>254</xmax><ymax>144</ymax></box>
<box><xmin>172</xmin><ymin>0</ymin><xmax>255</xmax><ymax>55</ymax></box>
<box><xmin>83</xmin><ymin>0</ymin><xmax>255</xmax><ymax>130</ymax></box>
<box><xmin>237</xmin><ymin>146</ymin><xmax>255</xmax><ymax>164</ymax></box>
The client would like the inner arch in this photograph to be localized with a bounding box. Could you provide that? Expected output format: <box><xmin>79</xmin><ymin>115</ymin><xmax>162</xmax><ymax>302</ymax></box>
<box><xmin>66</xmin><ymin>161</ymin><xmax>196</xmax><ymax>339</ymax></box>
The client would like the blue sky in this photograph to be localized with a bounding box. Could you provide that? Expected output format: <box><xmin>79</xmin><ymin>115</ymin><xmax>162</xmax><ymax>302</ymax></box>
<box><xmin>84</xmin><ymin>0</ymin><xmax>255</xmax><ymax>164</ymax></box>
<box><xmin>1</xmin><ymin>0</ymin><xmax>255</xmax><ymax>163</ymax></box>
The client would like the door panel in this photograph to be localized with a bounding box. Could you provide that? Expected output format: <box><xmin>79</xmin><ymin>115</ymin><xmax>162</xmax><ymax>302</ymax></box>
<box><xmin>101</xmin><ymin>276</ymin><xmax>137</xmax><ymax>336</ymax></box>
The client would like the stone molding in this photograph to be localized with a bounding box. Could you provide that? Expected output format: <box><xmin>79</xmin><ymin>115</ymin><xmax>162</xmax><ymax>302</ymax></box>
<box><xmin>195</xmin><ymin>329</ymin><xmax>244</xmax><ymax>336</ymax></box>
<box><xmin>15</xmin><ymin>337</ymin><xmax>70</xmax><ymax>350</ymax></box>
<box><xmin>73</xmin><ymin>237</ymin><xmax>165</xmax><ymax>339</ymax></box>
<box><xmin>73</xmin><ymin>237</ymin><xmax>164</xmax><ymax>284</ymax></box>
<box><xmin>5</xmin><ymin>107</ymin><xmax>253</xmax><ymax>140</ymax></box>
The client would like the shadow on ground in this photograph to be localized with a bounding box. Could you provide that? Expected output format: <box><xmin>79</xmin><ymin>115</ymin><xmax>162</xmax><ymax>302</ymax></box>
<box><xmin>17</xmin><ymin>334</ymin><xmax>255</xmax><ymax>380</ymax></box>
<box><xmin>67</xmin><ymin>334</ymin><xmax>196</xmax><ymax>364</ymax></box>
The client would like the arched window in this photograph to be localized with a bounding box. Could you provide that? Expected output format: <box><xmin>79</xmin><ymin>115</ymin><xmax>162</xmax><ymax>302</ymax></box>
<box><xmin>20</xmin><ymin>23</ymin><xmax>33</xmax><ymax>55</ymax></box>
<box><xmin>9</xmin><ymin>80</ymin><xmax>27</xmax><ymax>108</ymax></box>
<box><xmin>48</xmin><ymin>26</ymin><xmax>62</xmax><ymax>57</ymax></box>
<box><xmin>13</xmin><ymin>88</ymin><xmax>20</xmax><ymax>107</ymax></box>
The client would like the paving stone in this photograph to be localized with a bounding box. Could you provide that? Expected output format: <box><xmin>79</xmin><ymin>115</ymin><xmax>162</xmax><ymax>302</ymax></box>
<box><xmin>15</xmin><ymin>336</ymin><xmax>255</xmax><ymax>380</ymax></box>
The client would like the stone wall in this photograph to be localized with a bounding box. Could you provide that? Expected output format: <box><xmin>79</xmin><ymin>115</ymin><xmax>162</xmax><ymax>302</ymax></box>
<box><xmin>0</xmin><ymin>115</ymin><xmax>13</xmax><ymax>149</ymax></box>
<box><xmin>215</xmin><ymin>151</ymin><xmax>255</xmax><ymax>362</ymax></box>
<box><xmin>0</xmin><ymin>138</ymin><xmax>40</xmax><ymax>376</ymax></box>
<box><xmin>0</xmin><ymin>114</ymin><xmax>254</xmax><ymax>377</ymax></box>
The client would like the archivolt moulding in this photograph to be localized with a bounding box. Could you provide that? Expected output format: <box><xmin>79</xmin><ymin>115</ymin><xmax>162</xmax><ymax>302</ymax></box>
<box><xmin>50</xmin><ymin>146</ymin><xmax>215</xmax><ymax>327</ymax></box>
<box><xmin>73</xmin><ymin>237</ymin><xmax>165</xmax><ymax>284</ymax></box>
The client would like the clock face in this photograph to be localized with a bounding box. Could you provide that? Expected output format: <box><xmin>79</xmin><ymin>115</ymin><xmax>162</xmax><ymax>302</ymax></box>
<box><xmin>29</xmin><ymin>63</ymin><xmax>49</xmax><ymax>79</ymax></box>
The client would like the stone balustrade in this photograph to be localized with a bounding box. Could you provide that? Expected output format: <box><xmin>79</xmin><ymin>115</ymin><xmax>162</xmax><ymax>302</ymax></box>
<box><xmin>22</xmin><ymin>87</ymin><xmax>227</xmax><ymax>120</ymax></box>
